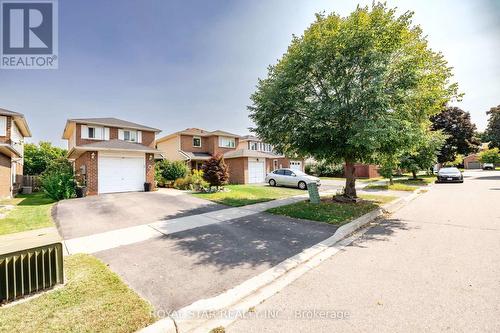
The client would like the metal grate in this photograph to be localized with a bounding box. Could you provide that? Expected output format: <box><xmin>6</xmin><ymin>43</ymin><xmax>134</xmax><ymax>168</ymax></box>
<box><xmin>1</xmin><ymin>243</ymin><xmax>64</xmax><ymax>304</ymax></box>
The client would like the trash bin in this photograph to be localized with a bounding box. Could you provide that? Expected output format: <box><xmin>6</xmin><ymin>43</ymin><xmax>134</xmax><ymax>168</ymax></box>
<box><xmin>144</xmin><ymin>182</ymin><xmax>152</xmax><ymax>192</ymax></box>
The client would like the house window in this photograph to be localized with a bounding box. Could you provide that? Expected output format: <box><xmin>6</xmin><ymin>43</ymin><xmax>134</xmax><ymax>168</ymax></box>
<box><xmin>123</xmin><ymin>130</ymin><xmax>137</xmax><ymax>142</ymax></box>
<box><xmin>0</xmin><ymin>116</ymin><xmax>6</xmax><ymax>136</ymax></box>
<box><xmin>249</xmin><ymin>142</ymin><xmax>258</xmax><ymax>150</ymax></box>
<box><xmin>219</xmin><ymin>136</ymin><xmax>235</xmax><ymax>148</ymax></box>
<box><xmin>262</xmin><ymin>143</ymin><xmax>272</xmax><ymax>152</ymax></box>
<box><xmin>193</xmin><ymin>136</ymin><xmax>201</xmax><ymax>147</ymax></box>
<box><xmin>88</xmin><ymin>127</ymin><xmax>96</xmax><ymax>139</ymax></box>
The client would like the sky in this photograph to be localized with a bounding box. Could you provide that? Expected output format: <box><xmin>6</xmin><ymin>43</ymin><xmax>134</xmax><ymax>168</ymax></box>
<box><xmin>1</xmin><ymin>0</ymin><xmax>499</xmax><ymax>147</ymax></box>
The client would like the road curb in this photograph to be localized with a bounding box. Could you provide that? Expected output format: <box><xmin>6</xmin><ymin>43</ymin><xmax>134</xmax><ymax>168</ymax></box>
<box><xmin>138</xmin><ymin>188</ymin><xmax>426</xmax><ymax>333</ymax></box>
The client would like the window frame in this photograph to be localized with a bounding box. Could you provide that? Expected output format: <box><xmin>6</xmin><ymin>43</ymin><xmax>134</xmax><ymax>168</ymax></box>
<box><xmin>123</xmin><ymin>129</ymin><xmax>137</xmax><ymax>142</ymax></box>
<box><xmin>193</xmin><ymin>136</ymin><xmax>202</xmax><ymax>148</ymax></box>
<box><xmin>219</xmin><ymin>136</ymin><xmax>236</xmax><ymax>148</ymax></box>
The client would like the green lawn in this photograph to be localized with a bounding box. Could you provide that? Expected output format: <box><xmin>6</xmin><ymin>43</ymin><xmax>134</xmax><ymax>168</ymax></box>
<box><xmin>0</xmin><ymin>254</ymin><xmax>155</xmax><ymax>333</ymax></box>
<box><xmin>364</xmin><ymin>183</ymin><xmax>418</xmax><ymax>192</ymax></box>
<box><xmin>192</xmin><ymin>185</ymin><xmax>304</xmax><ymax>207</ymax></box>
<box><xmin>266</xmin><ymin>194</ymin><xmax>396</xmax><ymax>225</ymax></box>
<box><xmin>0</xmin><ymin>192</ymin><xmax>55</xmax><ymax>236</ymax></box>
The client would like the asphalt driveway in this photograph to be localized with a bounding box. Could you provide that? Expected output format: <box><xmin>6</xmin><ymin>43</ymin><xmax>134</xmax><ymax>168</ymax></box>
<box><xmin>55</xmin><ymin>189</ymin><xmax>225</xmax><ymax>239</ymax></box>
<box><xmin>95</xmin><ymin>211</ymin><xmax>338</xmax><ymax>312</ymax></box>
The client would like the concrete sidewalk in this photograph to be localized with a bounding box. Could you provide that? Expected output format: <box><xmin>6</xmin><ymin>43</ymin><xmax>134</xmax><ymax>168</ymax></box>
<box><xmin>63</xmin><ymin>193</ymin><xmax>314</xmax><ymax>255</ymax></box>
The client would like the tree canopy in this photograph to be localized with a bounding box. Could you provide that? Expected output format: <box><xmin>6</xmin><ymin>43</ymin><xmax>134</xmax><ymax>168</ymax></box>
<box><xmin>478</xmin><ymin>148</ymin><xmax>500</xmax><ymax>164</ymax></box>
<box><xmin>249</xmin><ymin>3</ymin><xmax>458</xmax><ymax>197</ymax></box>
<box><xmin>430</xmin><ymin>106</ymin><xmax>479</xmax><ymax>163</ymax></box>
<box><xmin>24</xmin><ymin>142</ymin><xmax>67</xmax><ymax>175</ymax></box>
<box><xmin>485</xmin><ymin>105</ymin><xmax>500</xmax><ymax>149</ymax></box>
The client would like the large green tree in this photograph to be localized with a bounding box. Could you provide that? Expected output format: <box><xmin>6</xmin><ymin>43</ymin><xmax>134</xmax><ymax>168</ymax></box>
<box><xmin>249</xmin><ymin>3</ymin><xmax>458</xmax><ymax>198</ymax></box>
<box><xmin>24</xmin><ymin>142</ymin><xmax>67</xmax><ymax>175</ymax></box>
<box><xmin>430</xmin><ymin>106</ymin><xmax>479</xmax><ymax>163</ymax></box>
<box><xmin>484</xmin><ymin>105</ymin><xmax>500</xmax><ymax>148</ymax></box>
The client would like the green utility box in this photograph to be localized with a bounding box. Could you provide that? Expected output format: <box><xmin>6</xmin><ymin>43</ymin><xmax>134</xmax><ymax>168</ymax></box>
<box><xmin>307</xmin><ymin>182</ymin><xmax>320</xmax><ymax>204</ymax></box>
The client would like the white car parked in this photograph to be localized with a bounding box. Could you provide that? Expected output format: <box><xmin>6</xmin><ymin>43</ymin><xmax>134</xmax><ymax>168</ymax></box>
<box><xmin>265</xmin><ymin>168</ymin><xmax>320</xmax><ymax>190</ymax></box>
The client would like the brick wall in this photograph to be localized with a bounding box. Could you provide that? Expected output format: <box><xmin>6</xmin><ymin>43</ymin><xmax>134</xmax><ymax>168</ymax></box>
<box><xmin>180</xmin><ymin>134</ymin><xmax>209</xmax><ymax>152</ymax></box>
<box><xmin>210</xmin><ymin>136</ymin><xmax>240</xmax><ymax>156</ymax></box>
<box><xmin>145</xmin><ymin>153</ymin><xmax>155</xmax><ymax>189</ymax></box>
<box><xmin>0</xmin><ymin>154</ymin><xmax>11</xmax><ymax>197</ymax></box>
<box><xmin>75</xmin><ymin>123</ymin><xmax>156</xmax><ymax>147</ymax></box>
<box><xmin>75</xmin><ymin>151</ymin><xmax>98</xmax><ymax>195</ymax></box>
<box><xmin>225</xmin><ymin>157</ymin><xmax>247</xmax><ymax>184</ymax></box>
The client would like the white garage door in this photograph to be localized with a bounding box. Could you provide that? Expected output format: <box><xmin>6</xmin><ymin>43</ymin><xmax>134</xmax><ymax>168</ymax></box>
<box><xmin>98</xmin><ymin>156</ymin><xmax>145</xmax><ymax>194</ymax></box>
<box><xmin>248</xmin><ymin>159</ymin><xmax>265</xmax><ymax>184</ymax></box>
<box><xmin>290</xmin><ymin>161</ymin><xmax>302</xmax><ymax>171</ymax></box>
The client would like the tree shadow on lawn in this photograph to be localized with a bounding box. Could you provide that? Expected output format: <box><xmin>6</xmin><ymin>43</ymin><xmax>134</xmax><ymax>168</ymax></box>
<box><xmin>347</xmin><ymin>218</ymin><xmax>416</xmax><ymax>249</ymax></box>
<box><xmin>163</xmin><ymin>212</ymin><xmax>338</xmax><ymax>271</ymax></box>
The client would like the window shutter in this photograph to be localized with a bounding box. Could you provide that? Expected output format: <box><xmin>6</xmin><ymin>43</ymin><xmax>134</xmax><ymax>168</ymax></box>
<box><xmin>137</xmin><ymin>131</ymin><xmax>142</xmax><ymax>143</ymax></box>
<box><xmin>0</xmin><ymin>116</ymin><xmax>6</xmax><ymax>136</ymax></box>
<box><xmin>104</xmin><ymin>127</ymin><xmax>110</xmax><ymax>140</ymax></box>
<box><xmin>118</xmin><ymin>129</ymin><xmax>124</xmax><ymax>140</ymax></box>
<box><xmin>81</xmin><ymin>125</ymin><xmax>88</xmax><ymax>139</ymax></box>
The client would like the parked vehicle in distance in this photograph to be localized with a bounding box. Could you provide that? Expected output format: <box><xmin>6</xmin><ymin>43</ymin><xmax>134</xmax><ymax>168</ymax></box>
<box><xmin>436</xmin><ymin>167</ymin><xmax>464</xmax><ymax>183</ymax></box>
<box><xmin>265</xmin><ymin>168</ymin><xmax>320</xmax><ymax>190</ymax></box>
<box><xmin>483</xmin><ymin>163</ymin><xmax>494</xmax><ymax>170</ymax></box>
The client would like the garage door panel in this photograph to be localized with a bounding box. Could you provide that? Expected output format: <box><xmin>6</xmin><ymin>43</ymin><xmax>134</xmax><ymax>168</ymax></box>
<box><xmin>248</xmin><ymin>160</ymin><xmax>265</xmax><ymax>184</ymax></box>
<box><xmin>98</xmin><ymin>156</ymin><xmax>145</xmax><ymax>194</ymax></box>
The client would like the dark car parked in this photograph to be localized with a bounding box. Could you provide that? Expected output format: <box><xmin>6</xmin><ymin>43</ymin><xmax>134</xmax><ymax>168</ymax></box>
<box><xmin>436</xmin><ymin>167</ymin><xmax>464</xmax><ymax>183</ymax></box>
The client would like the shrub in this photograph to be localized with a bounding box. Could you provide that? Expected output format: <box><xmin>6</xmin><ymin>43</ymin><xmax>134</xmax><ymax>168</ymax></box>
<box><xmin>173</xmin><ymin>170</ymin><xmax>209</xmax><ymax>191</ymax></box>
<box><xmin>155</xmin><ymin>160</ymin><xmax>189</xmax><ymax>186</ymax></box>
<box><xmin>201</xmin><ymin>154</ymin><xmax>229</xmax><ymax>188</ymax></box>
<box><xmin>313</xmin><ymin>160</ymin><xmax>344</xmax><ymax>177</ymax></box>
<box><xmin>40</xmin><ymin>158</ymin><xmax>75</xmax><ymax>200</ymax></box>
<box><xmin>304</xmin><ymin>162</ymin><xmax>315</xmax><ymax>175</ymax></box>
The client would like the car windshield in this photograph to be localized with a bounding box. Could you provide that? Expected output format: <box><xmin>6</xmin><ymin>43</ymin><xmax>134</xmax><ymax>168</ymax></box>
<box><xmin>440</xmin><ymin>168</ymin><xmax>460</xmax><ymax>174</ymax></box>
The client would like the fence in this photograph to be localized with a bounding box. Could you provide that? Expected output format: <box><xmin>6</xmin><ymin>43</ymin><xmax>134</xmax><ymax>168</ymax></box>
<box><xmin>22</xmin><ymin>175</ymin><xmax>40</xmax><ymax>191</ymax></box>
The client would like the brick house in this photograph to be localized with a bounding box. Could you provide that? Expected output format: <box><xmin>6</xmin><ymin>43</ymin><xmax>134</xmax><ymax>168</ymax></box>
<box><xmin>156</xmin><ymin>129</ymin><xmax>304</xmax><ymax>184</ymax></box>
<box><xmin>62</xmin><ymin>118</ymin><xmax>161</xmax><ymax>195</ymax></box>
<box><xmin>0</xmin><ymin>109</ymin><xmax>31</xmax><ymax>198</ymax></box>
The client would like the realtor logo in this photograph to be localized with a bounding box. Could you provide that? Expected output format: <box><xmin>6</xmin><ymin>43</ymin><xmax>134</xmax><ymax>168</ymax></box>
<box><xmin>1</xmin><ymin>0</ymin><xmax>58</xmax><ymax>69</ymax></box>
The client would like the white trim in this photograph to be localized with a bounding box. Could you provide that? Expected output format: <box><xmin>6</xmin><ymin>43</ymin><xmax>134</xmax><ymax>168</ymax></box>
<box><xmin>137</xmin><ymin>130</ymin><xmax>142</xmax><ymax>143</ymax></box>
<box><xmin>104</xmin><ymin>127</ymin><xmax>110</xmax><ymax>140</ymax></box>
<box><xmin>218</xmin><ymin>136</ymin><xmax>235</xmax><ymax>148</ymax></box>
<box><xmin>0</xmin><ymin>116</ymin><xmax>6</xmax><ymax>136</ymax></box>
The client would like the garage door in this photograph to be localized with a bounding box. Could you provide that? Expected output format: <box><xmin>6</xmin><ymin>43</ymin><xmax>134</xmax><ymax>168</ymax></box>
<box><xmin>467</xmin><ymin>161</ymin><xmax>481</xmax><ymax>169</ymax></box>
<box><xmin>98</xmin><ymin>156</ymin><xmax>145</xmax><ymax>194</ymax></box>
<box><xmin>248</xmin><ymin>159</ymin><xmax>265</xmax><ymax>183</ymax></box>
<box><xmin>290</xmin><ymin>161</ymin><xmax>302</xmax><ymax>171</ymax></box>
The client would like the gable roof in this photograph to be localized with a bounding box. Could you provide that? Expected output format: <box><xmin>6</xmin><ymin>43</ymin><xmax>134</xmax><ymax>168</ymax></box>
<box><xmin>63</xmin><ymin>117</ymin><xmax>161</xmax><ymax>139</ymax></box>
<box><xmin>0</xmin><ymin>108</ymin><xmax>32</xmax><ymax>137</ymax></box>
<box><xmin>156</xmin><ymin>128</ymin><xmax>241</xmax><ymax>143</ymax></box>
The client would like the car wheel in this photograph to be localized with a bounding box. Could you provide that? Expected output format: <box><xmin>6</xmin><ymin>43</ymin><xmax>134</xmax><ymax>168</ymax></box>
<box><xmin>269</xmin><ymin>179</ymin><xmax>276</xmax><ymax>187</ymax></box>
<box><xmin>298</xmin><ymin>181</ymin><xmax>307</xmax><ymax>190</ymax></box>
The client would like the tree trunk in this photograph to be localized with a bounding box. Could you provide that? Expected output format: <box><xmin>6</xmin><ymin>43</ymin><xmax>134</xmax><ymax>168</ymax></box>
<box><xmin>389</xmin><ymin>174</ymin><xmax>394</xmax><ymax>185</ymax></box>
<box><xmin>344</xmin><ymin>161</ymin><xmax>357</xmax><ymax>198</ymax></box>
<box><xmin>411</xmin><ymin>170</ymin><xmax>417</xmax><ymax>179</ymax></box>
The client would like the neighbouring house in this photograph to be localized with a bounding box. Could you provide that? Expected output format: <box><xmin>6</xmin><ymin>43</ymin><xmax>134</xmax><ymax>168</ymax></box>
<box><xmin>155</xmin><ymin>129</ymin><xmax>304</xmax><ymax>184</ymax></box>
<box><xmin>344</xmin><ymin>164</ymin><xmax>380</xmax><ymax>178</ymax></box>
<box><xmin>0</xmin><ymin>108</ymin><xmax>31</xmax><ymax>198</ymax></box>
<box><xmin>463</xmin><ymin>154</ymin><xmax>481</xmax><ymax>169</ymax></box>
<box><xmin>62</xmin><ymin>118</ymin><xmax>161</xmax><ymax>195</ymax></box>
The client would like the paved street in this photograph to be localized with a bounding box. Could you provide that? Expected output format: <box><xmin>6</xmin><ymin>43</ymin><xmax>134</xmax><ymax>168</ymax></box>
<box><xmin>228</xmin><ymin>170</ymin><xmax>500</xmax><ymax>333</ymax></box>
